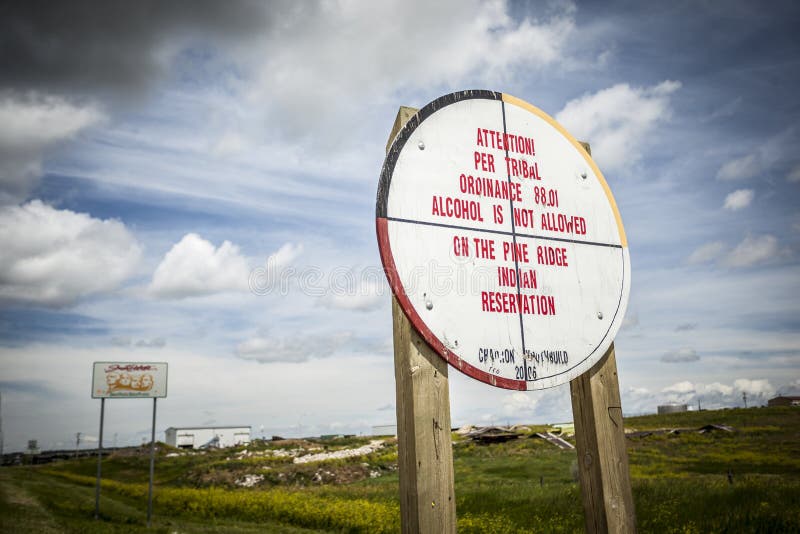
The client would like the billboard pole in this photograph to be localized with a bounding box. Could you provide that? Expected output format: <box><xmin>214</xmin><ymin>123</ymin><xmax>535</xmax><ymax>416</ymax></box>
<box><xmin>91</xmin><ymin>362</ymin><xmax>167</xmax><ymax>528</ymax></box>
<box><xmin>147</xmin><ymin>397</ymin><xmax>157</xmax><ymax>527</ymax></box>
<box><xmin>94</xmin><ymin>397</ymin><xmax>105</xmax><ymax>519</ymax></box>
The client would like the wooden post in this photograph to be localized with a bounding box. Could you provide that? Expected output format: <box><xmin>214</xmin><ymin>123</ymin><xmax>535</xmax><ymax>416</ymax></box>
<box><xmin>570</xmin><ymin>142</ymin><xmax>635</xmax><ymax>533</ymax></box>
<box><xmin>388</xmin><ymin>107</ymin><xmax>457</xmax><ymax>534</ymax></box>
<box><xmin>570</xmin><ymin>343</ymin><xmax>636</xmax><ymax>534</ymax></box>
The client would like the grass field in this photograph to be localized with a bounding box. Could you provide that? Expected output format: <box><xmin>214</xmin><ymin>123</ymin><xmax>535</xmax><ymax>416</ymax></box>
<box><xmin>2</xmin><ymin>406</ymin><xmax>799</xmax><ymax>532</ymax></box>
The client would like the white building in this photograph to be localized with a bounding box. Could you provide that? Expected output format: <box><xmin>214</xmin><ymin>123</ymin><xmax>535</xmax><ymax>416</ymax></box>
<box><xmin>165</xmin><ymin>426</ymin><xmax>251</xmax><ymax>449</ymax></box>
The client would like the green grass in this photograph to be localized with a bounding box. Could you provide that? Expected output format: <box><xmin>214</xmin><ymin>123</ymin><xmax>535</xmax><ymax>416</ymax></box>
<box><xmin>2</xmin><ymin>406</ymin><xmax>799</xmax><ymax>532</ymax></box>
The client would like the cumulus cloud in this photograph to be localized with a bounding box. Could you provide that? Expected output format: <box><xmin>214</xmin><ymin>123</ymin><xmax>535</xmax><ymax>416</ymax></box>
<box><xmin>633</xmin><ymin>379</ymin><xmax>779</xmax><ymax>411</ymax></box>
<box><xmin>687</xmin><ymin>241</ymin><xmax>726</xmax><ymax>264</ymax></box>
<box><xmin>0</xmin><ymin>92</ymin><xmax>104</xmax><ymax>203</ymax></box>
<box><xmin>662</xmin><ymin>381</ymin><xmax>695</xmax><ymax>395</ymax></box>
<box><xmin>733</xmin><ymin>378</ymin><xmax>775</xmax><ymax>398</ymax></box>
<box><xmin>248</xmin><ymin>242</ymin><xmax>304</xmax><ymax>297</ymax></box>
<box><xmin>722</xmin><ymin>234</ymin><xmax>780</xmax><ymax>268</ymax></box>
<box><xmin>245</xmin><ymin>0</ymin><xmax>581</xmax><ymax>140</ymax></box>
<box><xmin>723</xmin><ymin>189</ymin><xmax>754</xmax><ymax>210</ymax></box>
<box><xmin>716</xmin><ymin>153</ymin><xmax>760</xmax><ymax>181</ymax></box>
<box><xmin>267</xmin><ymin>243</ymin><xmax>303</xmax><ymax>270</ymax></box>
<box><xmin>661</xmin><ymin>348</ymin><xmax>700</xmax><ymax>363</ymax></box>
<box><xmin>148</xmin><ymin>233</ymin><xmax>250</xmax><ymax>298</ymax></box>
<box><xmin>235</xmin><ymin>331</ymin><xmax>354</xmax><ymax>363</ymax></box>
<box><xmin>777</xmin><ymin>379</ymin><xmax>800</xmax><ymax>395</ymax></box>
<box><xmin>502</xmin><ymin>392</ymin><xmax>539</xmax><ymax>416</ymax></box>
<box><xmin>555</xmin><ymin>80</ymin><xmax>681</xmax><ymax>173</ymax></box>
<box><xmin>0</xmin><ymin>200</ymin><xmax>140</xmax><ymax>307</ymax></box>
<box><xmin>688</xmin><ymin>235</ymin><xmax>786</xmax><ymax>268</ymax></box>
<box><xmin>704</xmin><ymin>382</ymin><xmax>734</xmax><ymax>396</ymax></box>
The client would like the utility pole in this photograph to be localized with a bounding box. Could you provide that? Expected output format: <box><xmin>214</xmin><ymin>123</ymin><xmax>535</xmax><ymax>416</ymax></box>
<box><xmin>75</xmin><ymin>432</ymin><xmax>82</xmax><ymax>458</ymax></box>
<box><xmin>742</xmin><ymin>392</ymin><xmax>748</xmax><ymax>408</ymax></box>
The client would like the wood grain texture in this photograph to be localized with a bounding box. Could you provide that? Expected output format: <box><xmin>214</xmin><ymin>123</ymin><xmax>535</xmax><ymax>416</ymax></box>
<box><xmin>569</xmin><ymin>142</ymin><xmax>636</xmax><ymax>533</ymax></box>
<box><xmin>386</xmin><ymin>106</ymin><xmax>419</xmax><ymax>153</ymax></box>
<box><xmin>387</xmin><ymin>106</ymin><xmax>456</xmax><ymax>534</ymax></box>
<box><xmin>393</xmin><ymin>297</ymin><xmax>456</xmax><ymax>534</ymax></box>
<box><xmin>570</xmin><ymin>343</ymin><xmax>637</xmax><ymax>533</ymax></box>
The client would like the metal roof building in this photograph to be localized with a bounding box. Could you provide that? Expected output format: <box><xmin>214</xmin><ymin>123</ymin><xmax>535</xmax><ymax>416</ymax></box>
<box><xmin>165</xmin><ymin>426</ymin><xmax>251</xmax><ymax>449</ymax></box>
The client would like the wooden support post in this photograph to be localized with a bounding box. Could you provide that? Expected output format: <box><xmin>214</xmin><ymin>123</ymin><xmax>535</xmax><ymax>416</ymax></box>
<box><xmin>570</xmin><ymin>343</ymin><xmax>636</xmax><ymax>533</ymax></box>
<box><xmin>570</xmin><ymin>141</ymin><xmax>635</xmax><ymax>533</ymax></box>
<box><xmin>388</xmin><ymin>107</ymin><xmax>457</xmax><ymax>534</ymax></box>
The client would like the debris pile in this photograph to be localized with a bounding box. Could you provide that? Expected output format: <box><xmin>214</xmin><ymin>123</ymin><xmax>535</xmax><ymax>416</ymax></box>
<box><xmin>293</xmin><ymin>440</ymin><xmax>385</xmax><ymax>464</ymax></box>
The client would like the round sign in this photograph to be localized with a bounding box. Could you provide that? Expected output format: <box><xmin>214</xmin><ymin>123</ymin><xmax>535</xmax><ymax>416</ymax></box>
<box><xmin>376</xmin><ymin>90</ymin><xmax>630</xmax><ymax>390</ymax></box>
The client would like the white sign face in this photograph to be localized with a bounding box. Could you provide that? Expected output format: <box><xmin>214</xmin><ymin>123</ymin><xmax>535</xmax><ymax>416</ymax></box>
<box><xmin>377</xmin><ymin>90</ymin><xmax>630</xmax><ymax>390</ymax></box>
<box><xmin>92</xmin><ymin>362</ymin><xmax>168</xmax><ymax>398</ymax></box>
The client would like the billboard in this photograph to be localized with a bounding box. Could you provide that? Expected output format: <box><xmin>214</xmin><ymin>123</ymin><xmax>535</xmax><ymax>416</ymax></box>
<box><xmin>92</xmin><ymin>362</ymin><xmax>168</xmax><ymax>398</ymax></box>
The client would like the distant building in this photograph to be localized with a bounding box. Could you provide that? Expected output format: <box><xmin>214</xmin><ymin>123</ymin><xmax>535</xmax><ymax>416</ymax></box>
<box><xmin>658</xmin><ymin>404</ymin><xmax>688</xmax><ymax>415</ymax></box>
<box><xmin>165</xmin><ymin>426</ymin><xmax>251</xmax><ymax>449</ymax></box>
<box><xmin>371</xmin><ymin>424</ymin><xmax>397</xmax><ymax>436</ymax></box>
<box><xmin>767</xmin><ymin>396</ymin><xmax>800</xmax><ymax>407</ymax></box>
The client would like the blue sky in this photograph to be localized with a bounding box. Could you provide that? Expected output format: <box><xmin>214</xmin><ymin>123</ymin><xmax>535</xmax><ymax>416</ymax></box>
<box><xmin>1</xmin><ymin>0</ymin><xmax>799</xmax><ymax>452</ymax></box>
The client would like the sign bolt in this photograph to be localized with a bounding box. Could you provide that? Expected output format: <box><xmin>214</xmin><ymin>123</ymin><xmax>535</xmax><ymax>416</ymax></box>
<box><xmin>418</xmin><ymin>140</ymin><xmax>425</xmax><ymax>150</ymax></box>
<box><xmin>597</xmin><ymin>311</ymin><xmax>603</xmax><ymax>320</ymax></box>
<box><xmin>580</xmin><ymin>172</ymin><xmax>587</xmax><ymax>180</ymax></box>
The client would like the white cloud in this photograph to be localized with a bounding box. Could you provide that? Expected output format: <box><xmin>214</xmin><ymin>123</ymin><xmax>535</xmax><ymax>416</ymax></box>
<box><xmin>787</xmin><ymin>164</ymin><xmax>800</xmax><ymax>183</ymax></box>
<box><xmin>703</xmin><ymin>382</ymin><xmax>733</xmax><ymax>396</ymax></box>
<box><xmin>716</xmin><ymin>153</ymin><xmax>760</xmax><ymax>181</ymax></box>
<box><xmin>248</xmin><ymin>242</ymin><xmax>304</xmax><ymax>297</ymax></box>
<box><xmin>555</xmin><ymin>80</ymin><xmax>681</xmax><ymax>173</ymax></box>
<box><xmin>502</xmin><ymin>391</ymin><xmax>539</xmax><ymax>416</ymax></box>
<box><xmin>148</xmin><ymin>233</ymin><xmax>250</xmax><ymax>298</ymax></box>
<box><xmin>0</xmin><ymin>92</ymin><xmax>104</xmax><ymax>204</ymax></box>
<box><xmin>733</xmin><ymin>378</ymin><xmax>775</xmax><ymax>398</ymax></box>
<box><xmin>687</xmin><ymin>241</ymin><xmax>725</xmax><ymax>264</ymax></box>
<box><xmin>235</xmin><ymin>331</ymin><xmax>354</xmax><ymax>363</ymax></box>
<box><xmin>687</xmin><ymin>235</ymin><xmax>786</xmax><ymax>268</ymax></box>
<box><xmin>661</xmin><ymin>348</ymin><xmax>699</xmax><ymax>363</ymax></box>
<box><xmin>243</xmin><ymin>0</ymin><xmax>580</xmax><ymax>140</ymax></box>
<box><xmin>631</xmin><ymin>378</ymin><xmax>782</xmax><ymax>412</ymax></box>
<box><xmin>723</xmin><ymin>234</ymin><xmax>780</xmax><ymax>268</ymax></box>
<box><xmin>662</xmin><ymin>381</ymin><xmax>696</xmax><ymax>395</ymax></box>
<box><xmin>0</xmin><ymin>200</ymin><xmax>140</xmax><ymax>307</ymax></box>
<box><xmin>723</xmin><ymin>189</ymin><xmax>754</xmax><ymax>210</ymax></box>
<box><xmin>778</xmin><ymin>379</ymin><xmax>800</xmax><ymax>395</ymax></box>
<box><xmin>267</xmin><ymin>242</ymin><xmax>303</xmax><ymax>270</ymax></box>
